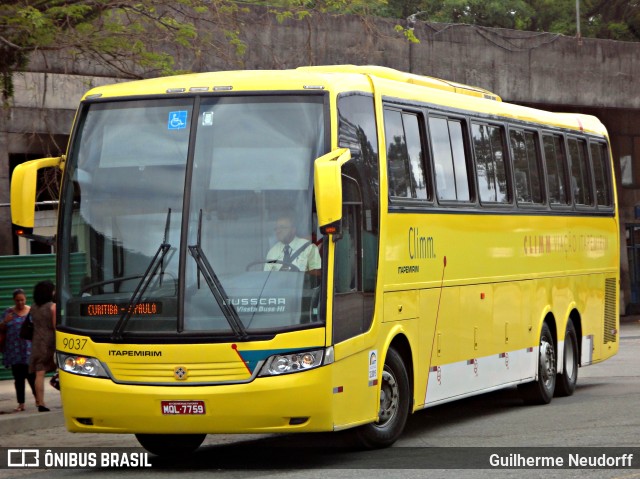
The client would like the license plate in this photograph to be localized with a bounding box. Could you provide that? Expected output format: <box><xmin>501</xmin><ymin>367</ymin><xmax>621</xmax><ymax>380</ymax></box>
<box><xmin>161</xmin><ymin>400</ymin><xmax>206</xmax><ymax>415</ymax></box>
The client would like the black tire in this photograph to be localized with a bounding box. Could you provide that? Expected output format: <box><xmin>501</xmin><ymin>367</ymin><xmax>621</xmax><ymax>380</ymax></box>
<box><xmin>135</xmin><ymin>433</ymin><xmax>206</xmax><ymax>456</ymax></box>
<box><xmin>555</xmin><ymin>319</ymin><xmax>578</xmax><ymax>397</ymax></box>
<box><xmin>353</xmin><ymin>348</ymin><xmax>411</xmax><ymax>449</ymax></box>
<box><xmin>518</xmin><ymin>322</ymin><xmax>556</xmax><ymax>405</ymax></box>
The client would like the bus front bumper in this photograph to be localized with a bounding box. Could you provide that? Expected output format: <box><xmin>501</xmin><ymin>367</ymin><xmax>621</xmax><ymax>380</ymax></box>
<box><xmin>60</xmin><ymin>367</ymin><xmax>335</xmax><ymax>434</ymax></box>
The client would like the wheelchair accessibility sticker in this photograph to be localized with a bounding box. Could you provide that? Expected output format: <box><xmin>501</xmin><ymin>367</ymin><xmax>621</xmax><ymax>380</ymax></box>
<box><xmin>168</xmin><ymin>111</ymin><xmax>188</xmax><ymax>130</ymax></box>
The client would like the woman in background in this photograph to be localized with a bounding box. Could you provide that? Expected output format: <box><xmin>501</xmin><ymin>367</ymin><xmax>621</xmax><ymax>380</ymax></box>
<box><xmin>1</xmin><ymin>288</ymin><xmax>36</xmax><ymax>411</ymax></box>
<box><xmin>29</xmin><ymin>280</ymin><xmax>56</xmax><ymax>412</ymax></box>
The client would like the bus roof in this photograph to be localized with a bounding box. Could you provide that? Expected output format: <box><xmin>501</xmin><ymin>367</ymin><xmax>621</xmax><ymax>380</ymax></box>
<box><xmin>296</xmin><ymin>65</ymin><xmax>502</xmax><ymax>101</ymax></box>
<box><xmin>82</xmin><ymin>65</ymin><xmax>607</xmax><ymax>137</ymax></box>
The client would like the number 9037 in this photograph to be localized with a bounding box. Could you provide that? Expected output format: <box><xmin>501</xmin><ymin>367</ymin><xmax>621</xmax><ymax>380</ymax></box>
<box><xmin>62</xmin><ymin>337</ymin><xmax>87</xmax><ymax>351</ymax></box>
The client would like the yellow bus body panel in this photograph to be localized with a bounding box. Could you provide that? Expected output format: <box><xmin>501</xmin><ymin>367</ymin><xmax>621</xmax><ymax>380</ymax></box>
<box><xmin>380</xmin><ymin>211</ymin><xmax>618</xmax><ymax>408</ymax></box>
<box><xmin>61</xmin><ymin>364</ymin><xmax>335</xmax><ymax>433</ymax></box>
<box><xmin>58</xmin><ymin>328</ymin><xmax>345</xmax><ymax>433</ymax></box>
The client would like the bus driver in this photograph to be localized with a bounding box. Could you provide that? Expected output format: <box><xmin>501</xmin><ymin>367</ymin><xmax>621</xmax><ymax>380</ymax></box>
<box><xmin>264</xmin><ymin>215</ymin><xmax>321</xmax><ymax>275</ymax></box>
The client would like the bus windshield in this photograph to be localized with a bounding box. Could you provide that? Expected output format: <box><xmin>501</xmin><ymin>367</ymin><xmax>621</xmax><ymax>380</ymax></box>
<box><xmin>59</xmin><ymin>95</ymin><xmax>327</xmax><ymax>338</ymax></box>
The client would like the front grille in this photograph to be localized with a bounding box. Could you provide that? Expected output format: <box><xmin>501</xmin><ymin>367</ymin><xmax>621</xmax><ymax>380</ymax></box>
<box><xmin>107</xmin><ymin>359</ymin><xmax>251</xmax><ymax>384</ymax></box>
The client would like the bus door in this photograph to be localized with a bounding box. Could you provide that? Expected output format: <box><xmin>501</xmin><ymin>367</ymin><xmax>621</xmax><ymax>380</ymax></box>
<box><xmin>333</xmin><ymin>175</ymin><xmax>364</xmax><ymax>342</ymax></box>
<box><xmin>331</xmin><ymin>174</ymin><xmax>379</xmax><ymax>427</ymax></box>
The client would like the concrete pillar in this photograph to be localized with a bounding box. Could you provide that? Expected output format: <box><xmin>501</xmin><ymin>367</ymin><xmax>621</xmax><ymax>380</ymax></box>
<box><xmin>0</xmin><ymin>108</ymin><xmax>13</xmax><ymax>255</ymax></box>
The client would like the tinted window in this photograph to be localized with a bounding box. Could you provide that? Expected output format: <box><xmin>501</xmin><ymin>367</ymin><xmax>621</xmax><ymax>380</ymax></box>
<box><xmin>542</xmin><ymin>134</ymin><xmax>569</xmax><ymax>205</ymax></box>
<box><xmin>568</xmin><ymin>137</ymin><xmax>593</xmax><ymax>206</ymax></box>
<box><xmin>591</xmin><ymin>142</ymin><xmax>612</xmax><ymax>207</ymax></box>
<box><xmin>384</xmin><ymin>109</ymin><xmax>428</xmax><ymax>200</ymax></box>
<box><xmin>385</xmin><ymin>110</ymin><xmax>411</xmax><ymax>197</ymax></box>
<box><xmin>337</xmin><ymin>94</ymin><xmax>380</xmax><ymax>239</ymax></box>
<box><xmin>510</xmin><ymin>129</ymin><xmax>543</xmax><ymax>204</ymax></box>
<box><xmin>337</xmin><ymin>94</ymin><xmax>380</xmax><ymax>342</ymax></box>
<box><xmin>404</xmin><ymin>113</ymin><xmax>428</xmax><ymax>200</ymax></box>
<box><xmin>472</xmin><ymin>123</ymin><xmax>509</xmax><ymax>203</ymax></box>
<box><xmin>429</xmin><ymin>117</ymin><xmax>470</xmax><ymax>202</ymax></box>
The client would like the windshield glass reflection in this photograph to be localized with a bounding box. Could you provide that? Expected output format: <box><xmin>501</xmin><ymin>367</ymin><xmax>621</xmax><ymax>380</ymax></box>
<box><xmin>60</xmin><ymin>95</ymin><xmax>327</xmax><ymax>336</ymax></box>
<box><xmin>184</xmin><ymin>96</ymin><xmax>326</xmax><ymax>333</ymax></box>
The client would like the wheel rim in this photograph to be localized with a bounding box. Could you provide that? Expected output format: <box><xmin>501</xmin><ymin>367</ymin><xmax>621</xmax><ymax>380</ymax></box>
<box><xmin>564</xmin><ymin>335</ymin><xmax>576</xmax><ymax>379</ymax></box>
<box><xmin>376</xmin><ymin>366</ymin><xmax>399</xmax><ymax>427</ymax></box>
<box><xmin>540</xmin><ymin>338</ymin><xmax>556</xmax><ymax>390</ymax></box>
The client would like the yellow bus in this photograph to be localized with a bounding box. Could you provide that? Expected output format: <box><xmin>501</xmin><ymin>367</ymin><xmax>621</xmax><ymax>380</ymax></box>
<box><xmin>11</xmin><ymin>65</ymin><xmax>619</xmax><ymax>454</ymax></box>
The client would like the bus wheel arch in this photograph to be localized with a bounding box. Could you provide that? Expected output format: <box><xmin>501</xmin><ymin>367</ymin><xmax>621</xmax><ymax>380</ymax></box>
<box><xmin>353</xmin><ymin>335</ymin><xmax>413</xmax><ymax>449</ymax></box>
<box><xmin>569</xmin><ymin>309</ymin><xmax>583</xmax><ymax>365</ymax></box>
<box><xmin>387</xmin><ymin>334</ymin><xmax>414</xmax><ymax>407</ymax></box>
<box><xmin>518</xmin><ymin>316</ymin><xmax>557</xmax><ymax>405</ymax></box>
<box><xmin>555</xmin><ymin>311</ymin><xmax>581</xmax><ymax>397</ymax></box>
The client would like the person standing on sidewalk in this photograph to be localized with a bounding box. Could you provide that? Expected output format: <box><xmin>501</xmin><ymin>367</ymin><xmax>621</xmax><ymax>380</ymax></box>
<box><xmin>29</xmin><ymin>281</ymin><xmax>56</xmax><ymax>412</ymax></box>
<box><xmin>1</xmin><ymin>288</ymin><xmax>36</xmax><ymax>412</ymax></box>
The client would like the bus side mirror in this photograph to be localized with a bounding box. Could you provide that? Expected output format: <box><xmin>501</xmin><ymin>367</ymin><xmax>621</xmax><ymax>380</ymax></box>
<box><xmin>314</xmin><ymin>148</ymin><xmax>351</xmax><ymax>236</ymax></box>
<box><xmin>11</xmin><ymin>156</ymin><xmax>64</xmax><ymax>230</ymax></box>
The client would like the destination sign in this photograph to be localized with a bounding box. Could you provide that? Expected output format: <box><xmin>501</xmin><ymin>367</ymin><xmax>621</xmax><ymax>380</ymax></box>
<box><xmin>81</xmin><ymin>302</ymin><xmax>162</xmax><ymax>317</ymax></box>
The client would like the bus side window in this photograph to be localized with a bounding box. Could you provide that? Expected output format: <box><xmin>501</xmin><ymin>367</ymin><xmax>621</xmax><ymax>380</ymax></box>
<box><xmin>429</xmin><ymin>117</ymin><xmax>470</xmax><ymax>202</ymax></box>
<box><xmin>472</xmin><ymin>123</ymin><xmax>510</xmax><ymax>204</ymax></box>
<box><xmin>542</xmin><ymin>134</ymin><xmax>570</xmax><ymax>206</ymax></box>
<box><xmin>385</xmin><ymin>109</ymin><xmax>411</xmax><ymax>198</ymax></box>
<box><xmin>590</xmin><ymin>142</ymin><xmax>613</xmax><ymax>207</ymax></box>
<box><xmin>567</xmin><ymin>137</ymin><xmax>593</xmax><ymax>206</ymax></box>
<box><xmin>384</xmin><ymin>109</ymin><xmax>429</xmax><ymax>201</ymax></box>
<box><xmin>510</xmin><ymin>129</ymin><xmax>543</xmax><ymax>204</ymax></box>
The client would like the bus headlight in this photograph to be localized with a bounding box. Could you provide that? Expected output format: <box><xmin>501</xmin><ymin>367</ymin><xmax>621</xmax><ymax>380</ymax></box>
<box><xmin>258</xmin><ymin>347</ymin><xmax>333</xmax><ymax>376</ymax></box>
<box><xmin>57</xmin><ymin>352</ymin><xmax>109</xmax><ymax>378</ymax></box>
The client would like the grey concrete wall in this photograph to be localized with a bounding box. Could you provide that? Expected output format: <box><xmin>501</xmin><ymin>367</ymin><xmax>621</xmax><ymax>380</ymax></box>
<box><xmin>20</xmin><ymin>8</ymin><xmax>640</xmax><ymax>109</ymax></box>
<box><xmin>408</xmin><ymin>24</ymin><xmax>640</xmax><ymax>108</ymax></box>
<box><xmin>212</xmin><ymin>9</ymin><xmax>639</xmax><ymax>109</ymax></box>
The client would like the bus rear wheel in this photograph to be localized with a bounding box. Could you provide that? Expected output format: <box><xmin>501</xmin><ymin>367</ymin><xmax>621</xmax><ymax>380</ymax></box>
<box><xmin>555</xmin><ymin>319</ymin><xmax>578</xmax><ymax>397</ymax></box>
<box><xmin>135</xmin><ymin>433</ymin><xmax>206</xmax><ymax>456</ymax></box>
<box><xmin>518</xmin><ymin>322</ymin><xmax>556</xmax><ymax>405</ymax></box>
<box><xmin>354</xmin><ymin>348</ymin><xmax>410</xmax><ymax>449</ymax></box>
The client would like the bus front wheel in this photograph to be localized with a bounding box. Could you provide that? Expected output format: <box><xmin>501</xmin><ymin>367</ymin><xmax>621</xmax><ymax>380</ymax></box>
<box><xmin>135</xmin><ymin>433</ymin><xmax>206</xmax><ymax>456</ymax></box>
<box><xmin>354</xmin><ymin>348</ymin><xmax>410</xmax><ymax>449</ymax></box>
<box><xmin>555</xmin><ymin>319</ymin><xmax>578</xmax><ymax>397</ymax></box>
<box><xmin>518</xmin><ymin>322</ymin><xmax>556</xmax><ymax>405</ymax></box>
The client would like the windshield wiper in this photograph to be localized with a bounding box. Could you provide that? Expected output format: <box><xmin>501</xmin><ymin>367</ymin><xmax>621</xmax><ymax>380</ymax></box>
<box><xmin>188</xmin><ymin>209</ymin><xmax>248</xmax><ymax>340</ymax></box>
<box><xmin>111</xmin><ymin>209</ymin><xmax>172</xmax><ymax>341</ymax></box>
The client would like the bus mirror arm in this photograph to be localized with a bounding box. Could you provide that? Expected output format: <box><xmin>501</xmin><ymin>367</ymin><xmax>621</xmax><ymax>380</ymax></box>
<box><xmin>314</xmin><ymin>148</ymin><xmax>351</xmax><ymax>237</ymax></box>
<box><xmin>15</xmin><ymin>231</ymin><xmax>56</xmax><ymax>247</ymax></box>
<box><xmin>331</xmin><ymin>226</ymin><xmax>343</xmax><ymax>242</ymax></box>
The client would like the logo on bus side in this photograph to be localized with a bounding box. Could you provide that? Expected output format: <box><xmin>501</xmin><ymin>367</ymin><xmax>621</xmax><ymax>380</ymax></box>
<box><xmin>408</xmin><ymin>227</ymin><xmax>436</xmax><ymax>260</ymax></box>
<box><xmin>398</xmin><ymin>227</ymin><xmax>436</xmax><ymax>274</ymax></box>
<box><xmin>523</xmin><ymin>232</ymin><xmax>609</xmax><ymax>257</ymax></box>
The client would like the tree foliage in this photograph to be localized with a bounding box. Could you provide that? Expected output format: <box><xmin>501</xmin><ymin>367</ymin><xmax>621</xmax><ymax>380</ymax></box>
<box><xmin>584</xmin><ymin>0</ymin><xmax>640</xmax><ymax>41</ymax></box>
<box><xmin>246</xmin><ymin>0</ymin><xmax>387</xmax><ymax>22</ymax></box>
<box><xmin>410</xmin><ymin>0</ymin><xmax>536</xmax><ymax>30</ymax></box>
<box><xmin>384</xmin><ymin>0</ymin><xmax>640</xmax><ymax>41</ymax></box>
<box><xmin>0</xmin><ymin>0</ymin><xmax>250</xmax><ymax>101</ymax></box>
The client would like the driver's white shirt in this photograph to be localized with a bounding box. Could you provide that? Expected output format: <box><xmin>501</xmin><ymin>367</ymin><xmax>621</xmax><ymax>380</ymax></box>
<box><xmin>264</xmin><ymin>237</ymin><xmax>321</xmax><ymax>272</ymax></box>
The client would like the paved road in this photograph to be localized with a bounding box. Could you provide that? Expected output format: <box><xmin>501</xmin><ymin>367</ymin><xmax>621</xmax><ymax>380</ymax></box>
<box><xmin>0</xmin><ymin>317</ymin><xmax>638</xmax><ymax>478</ymax></box>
